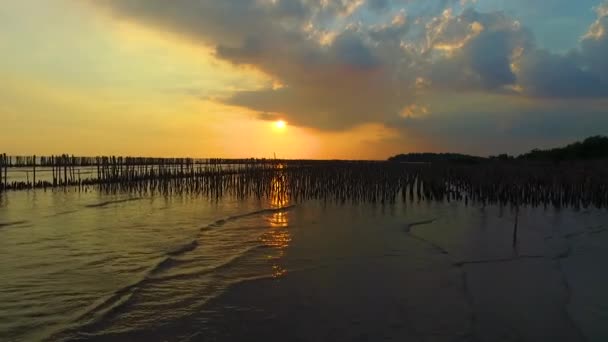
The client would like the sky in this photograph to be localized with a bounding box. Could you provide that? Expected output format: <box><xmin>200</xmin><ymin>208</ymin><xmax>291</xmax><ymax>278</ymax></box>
<box><xmin>1</xmin><ymin>0</ymin><xmax>607</xmax><ymax>159</ymax></box>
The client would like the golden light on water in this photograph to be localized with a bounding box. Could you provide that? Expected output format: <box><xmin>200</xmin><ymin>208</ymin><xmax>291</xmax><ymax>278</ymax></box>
<box><xmin>260</xmin><ymin>175</ymin><xmax>291</xmax><ymax>278</ymax></box>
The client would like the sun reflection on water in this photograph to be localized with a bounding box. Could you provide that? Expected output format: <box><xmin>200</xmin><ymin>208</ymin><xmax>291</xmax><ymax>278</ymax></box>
<box><xmin>260</xmin><ymin>174</ymin><xmax>291</xmax><ymax>278</ymax></box>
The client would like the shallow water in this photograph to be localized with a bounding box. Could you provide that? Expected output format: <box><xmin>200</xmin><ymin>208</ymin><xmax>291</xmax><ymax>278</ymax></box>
<box><xmin>1</xmin><ymin>189</ymin><xmax>607</xmax><ymax>341</ymax></box>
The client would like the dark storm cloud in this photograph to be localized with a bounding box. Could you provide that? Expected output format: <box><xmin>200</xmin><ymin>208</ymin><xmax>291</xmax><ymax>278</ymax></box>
<box><xmin>517</xmin><ymin>49</ymin><xmax>608</xmax><ymax>98</ymax></box>
<box><xmin>515</xmin><ymin>3</ymin><xmax>608</xmax><ymax>98</ymax></box>
<box><xmin>465</xmin><ymin>30</ymin><xmax>518</xmax><ymax>88</ymax></box>
<box><xmin>92</xmin><ymin>0</ymin><xmax>608</xmax><ymax>136</ymax></box>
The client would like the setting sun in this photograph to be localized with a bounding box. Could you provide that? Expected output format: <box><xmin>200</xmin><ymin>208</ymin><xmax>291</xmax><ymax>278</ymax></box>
<box><xmin>274</xmin><ymin>120</ymin><xmax>287</xmax><ymax>130</ymax></box>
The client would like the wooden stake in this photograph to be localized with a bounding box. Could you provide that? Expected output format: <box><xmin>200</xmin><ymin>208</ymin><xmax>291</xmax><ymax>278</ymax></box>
<box><xmin>33</xmin><ymin>155</ymin><xmax>36</xmax><ymax>187</ymax></box>
<box><xmin>512</xmin><ymin>205</ymin><xmax>519</xmax><ymax>248</ymax></box>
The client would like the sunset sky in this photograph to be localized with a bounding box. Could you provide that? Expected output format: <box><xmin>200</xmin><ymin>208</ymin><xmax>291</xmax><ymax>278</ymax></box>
<box><xmin>1</xmin><ymin>0</ymin><xmax>608</xmax><ymax>159</ymax></box>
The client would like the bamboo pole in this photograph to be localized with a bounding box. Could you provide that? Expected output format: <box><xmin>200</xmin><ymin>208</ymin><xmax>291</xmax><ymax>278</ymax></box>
<box><xmin>33</xmin><ymin>155</ymin><xmax>36</xmax><ymax>187</ymax></box>
<box><xmin>3</xmin><ymin>154</ymin><xmax>8</xmax><ymax>191</ymax></box>
<box><xmin>63</xmin><ymin>154</ymin><xmax>68</xmax><ymax>186</ymax></box>
<box><xmin>512</xmin><ymin>205</ymin><xmax>519</xmax><ymax>248</ymax></box>
<box><xmin>0</xmin><ymin>153</ymin><xmax>4</xmax><ymax>191</ymax></box>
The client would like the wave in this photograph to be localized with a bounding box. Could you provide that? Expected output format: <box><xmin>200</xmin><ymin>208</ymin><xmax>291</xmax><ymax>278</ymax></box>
<box><xmin>149</xmin><ymin>244</ymin><xmax>271</xmax><ymax>283</ymax></box>
<box><xmin>201</xmin><ymin>204</ymin><xmax>296</xmax><ymax>231</ymax></box>
<box><xmin>147</xmin><ymin>256</ymin><xmax>192</xmax><ymax>276</ymax></box>
<box><xmin>0</xmin><ymin>220</ymin><xmax>28</xmax><ymax>229</ymax></box>
<box><xmin>70</xmin><ymin>277</ymin><xmax>147</xmax><ymax>331</ymax></box>
<box><xmin>85</xmin><ymin>197</ymin><xmax>143</xmax><ymax>208</ymax></box>
<box><xmin>72</xmin><ymin>253</ymin><xmax>191</xmax><ymax>325</ymax></box>
<box><xmin>58</xmin><ymin>245</ymin><xmax>266</xmax><ymax>340</ymax></box>
<box><xmin>55</xmin><ymin>204</ymin><xmax>297</xmax><ymax>340</ymax></box>
<box><xmin>167</xmin><ymin>240</ymin><xmax>199</xmax><ymax>257</ymax></box>
<box><xmin>83</xmin><ymin>255</ymin><xmax>123</xmax><ymax>268</ymax></box>
<box><xmin>154</xmin><ymin>205</ymin><xmax>295</xmax><ymax>276</ymax></box>
<box><xmin>45</xmin><ymin>210</ymin><xmax>80</xmax><ymax>218</ymax></box>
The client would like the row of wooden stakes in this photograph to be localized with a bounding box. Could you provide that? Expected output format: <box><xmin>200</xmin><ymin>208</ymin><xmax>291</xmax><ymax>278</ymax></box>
<box><xmin>1</xmin><ymin>155</ymin><xmax>607</xmax><ymax>211</ymax></box>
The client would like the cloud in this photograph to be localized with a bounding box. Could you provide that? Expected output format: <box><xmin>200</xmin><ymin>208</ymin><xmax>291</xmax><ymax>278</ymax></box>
<box><xmin>91</xmin><ymin>0</ymin><xmax>608</xmax><ymax>141</ymax></box>
<box><xmin>517</xmin><ymin>49</ymin><xmax>607</xmax><ymax>98</ymax></box>
<box><xmin>368</xmin><ymin>0</ymin><xmax>390</xmax><ymax>12</ymax></box>
<box><xmin>513</xmin><ymin>1</ymin><xmax>608</xmax><ymax>98</ymax></box>
<box><xmin>420</xmin><ymin>8</ymin><xmax>533</xmax><ymax>92</ymax></box>
<box><xmin>581</xmin><ymin>2</ymin><xmax>608</xmax><ymax>80</ymax></box>
<box><xmin>389</xmin><ymin>94</ymin><xmax>608</xmax><ymax>155</ymax></box>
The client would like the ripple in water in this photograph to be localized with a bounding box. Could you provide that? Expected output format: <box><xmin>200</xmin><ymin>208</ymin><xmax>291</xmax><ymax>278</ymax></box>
<box><xmin>0</xmin><ymin>188</ymin><xmax>295</xmax><ymax>342</ymax></box>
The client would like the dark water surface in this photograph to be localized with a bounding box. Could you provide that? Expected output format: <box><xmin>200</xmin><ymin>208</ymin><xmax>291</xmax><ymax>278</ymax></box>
<box><xmin>1</xmin><ymin>189</ymin><xmax>607</xmax><ymax>341</ymax></box>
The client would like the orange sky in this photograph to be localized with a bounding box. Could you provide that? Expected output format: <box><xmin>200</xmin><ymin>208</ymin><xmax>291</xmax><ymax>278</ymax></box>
<box><xmin>1</xmin><ymin>0</ymin><xmax>607</xmax><ymax>159</ymax></box>
<box><xmin>0</xmin><ymin>1</ymin><xmax>418</xmax><ymax>159</ymax></box>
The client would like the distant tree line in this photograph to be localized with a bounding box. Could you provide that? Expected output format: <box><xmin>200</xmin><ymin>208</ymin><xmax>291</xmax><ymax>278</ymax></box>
<box><xmin>516</xmin><ymin>136</ymin><xmax>608</xmax><ymax>161</ymax></box>
<box><xmin>387</xmin><ymin>153</ymin><xmax>485</xmax><ymax>164</ymax></box>
<box><xmin>389</xmin><ymin>136</ymin><xmax>608</xmax><ymax>163</ymax></box>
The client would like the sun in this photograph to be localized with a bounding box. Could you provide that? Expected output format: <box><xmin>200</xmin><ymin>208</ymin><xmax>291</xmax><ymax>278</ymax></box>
<box><xmin>274</xmin><ymin>120</ymin><xmax>287</xmax><ymax>130</ymax></box>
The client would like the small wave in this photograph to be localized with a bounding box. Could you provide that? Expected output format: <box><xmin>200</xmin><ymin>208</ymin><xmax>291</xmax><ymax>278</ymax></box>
<box><xmin>45</xmin><ymin>210</ymin><xmax>80</xmax><ymax>218</ymax></box>
<box><xmin>167</xmin><ymin>240</ymin><xmax>199</xmax><ymax>257</ymax></box>
<box><xmin>71</xmin><ymin>252</ymin><xmax>184</xmax><ymax>327</ymax></box>
<box><xmin>55</xmin><ymin>204</ymin><xmax>296</xmax><ymax>340</ymax></box>
<box><xmin>162</xmin><ymin>206</ymin><xmax>296</xmax><ymax>268</ymax></box>
<box><xmin>65</xmin><ymin>255</ymin><xmax>179</xmax><ymax>334</ymax></box>
<box><xmin>202</xmin><ymin>204</ymin><xmax>296</xmax><ymax>231</ymax></box>
<box><xmin>83</xmin><ymin>255</ymin><xmax>122</xmax><ymax>268</ymax></box>
<box><xmin>72</xmin><ymin>278</ymin><xmax>147</xmax><ymax>326</ymax></box>
<box><xmin>0</xmin><ymin>220</ymin><xmax>28</xmax><ymax>229</ymax></box>
<box><xmin>148</xmin><ymin>256</ymin><xmax>192</xmax><ymax>276</ymax></box>
<box><xmin>67</xmin><ymin>240</ymin><xmax>270</xmax><ymax>327</ymax></box>
<box><xmin>150</xmin><ymin>244</ymin><xmax>270</xmax><ymax>283</ymax></box>
<box><xmin>85</xmin><ymin>198</ymin><xmax>143</xmax><ymax>208</ymax></box>
<box><xmin>226</xmin><ymin>205</ymin><xmax>296</xmax><ymax>221</ymax></box>
<box><xmin>60</xmin><ymin>243</ymin><xmax>265</xmax><ymax>340</ymax></box>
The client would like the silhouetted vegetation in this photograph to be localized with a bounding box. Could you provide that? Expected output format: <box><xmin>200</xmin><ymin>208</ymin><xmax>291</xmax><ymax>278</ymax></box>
<box><xmin>489</xmin><ymin>154</ymin><xmax>515</xmax><ymax>161</ymax></box>
<box><xmin>518</xmin><ymin>136</ymin><xmax>608</xmax><ymax>161</ymax></box>
<box><xmin>390</xmin><ymin>136</ymin><xmax>608</xmax><ymax>163</ymax></box>
<box><xmin>388</xmin><ymin>153</ymin><xmax>486</xmax><ymax>164</ymax></box>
